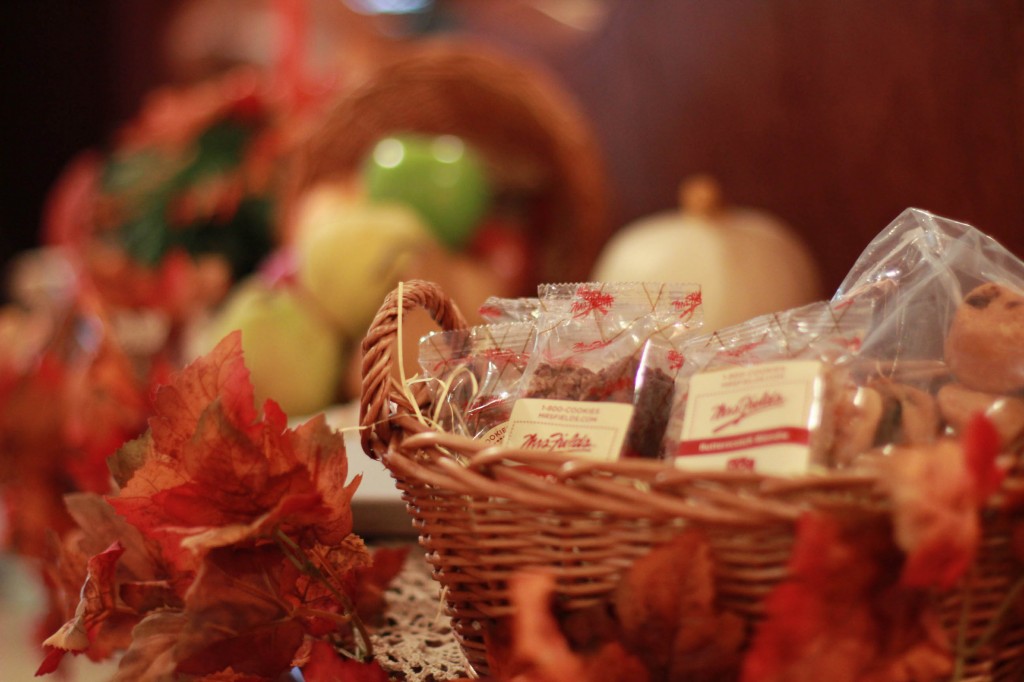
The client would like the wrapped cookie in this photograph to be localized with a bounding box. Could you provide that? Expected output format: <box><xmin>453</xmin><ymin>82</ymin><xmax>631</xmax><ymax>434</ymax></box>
<box><xmin>937</xmin><ymin>381</ymin><xmax>1024</xmax><ymax>448</ymax></box>
<box><xmin>649</xmin><ymin>299</ymin><xmax>873</xmax><ymax>472</ymax></box>
<box><xmin>500</xmin><ymin>281</ymin><xmax>703</xmax><ymax>460</ymax></box>
<box><xmin>833</xmin><ymin>208</ymin><xmax>1024</xmax><ymax>454</ymax></box>
<box><xmin>834</xmin><ymin>209</ymin><xmax>1024</xmax><ymax>371</ymax></box>
<box><xmin>521</xmin><ymin>281</ymin><xmax>703</xmax><ymax>403</ymax></box>
<box><xmin>944</xmin><ymin>282</ymin><xmax>1024</xmax><ymax>395</ymax></box>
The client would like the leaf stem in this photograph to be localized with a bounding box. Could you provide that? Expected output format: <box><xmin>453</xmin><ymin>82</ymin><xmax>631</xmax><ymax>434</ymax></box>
<box><xmin>273</xmin><ymin>529</ymin><xmax>374</xmax><ymax>661</ymax></box>
<box><xmin>292</xmin><ymin>606</ymin><xmax>352</xmax><ymax>627</ymax></box>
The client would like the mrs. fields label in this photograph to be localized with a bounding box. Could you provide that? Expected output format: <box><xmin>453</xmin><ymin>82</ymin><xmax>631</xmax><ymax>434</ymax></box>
<box><xmin>503</xmin><ymin>398</ymin><xmax>635</xmax><ymax>461</ymax></box>
<box><xmin>675</xmin><ymin>360</ymin><xmax>825</xmax><ymax>475</ymax></box>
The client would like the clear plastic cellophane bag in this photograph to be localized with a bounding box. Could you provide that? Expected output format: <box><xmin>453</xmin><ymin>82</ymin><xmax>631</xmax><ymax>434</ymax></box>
<box><xmin>520</xmin><ymin>282</ymin><xmax>703</xmax><ymax>400</ymax></box>
<box><xmin>645</xmin><ymin>209</ymin><xmax>1024</xmax><ymax>473</ymax></box>
<box><xmin>477</xmin><ymin>296</ymin><xmax>540</xmax><ymax>324</ymax></box>
<box><xmin>514</xmin><ymin>282</ymin><xmax>704</xmax><ymax>459</ymax></box>
<box><xmin>829</xmin><ymin>207</ymin><xmax>1024</xmax><ymax>456</ymax></box>
<box><xmin>420</xmin><ymin>282</ymin><xmax>704</xmax><ymax>459</ymax></box>
<box><xmin>418</xmin><ymin>321</ymin><xmax>537</xmax><ymax>444</ymax></box>
<box><xmin>641</xmin><ymin>297</ymin><xmax>874</xmax><ymax>472</ymax></box>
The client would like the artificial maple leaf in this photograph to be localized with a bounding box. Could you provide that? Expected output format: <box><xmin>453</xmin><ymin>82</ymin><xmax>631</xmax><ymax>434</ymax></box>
<box><xmin>0</xmin><ymin>351</ymin><xmax>77</xmax><ymax>557</ymax></box>
<box><xmin>143</xmin><ymin>328</ymin><xmax>259</xmax><ymax>463</ymax></box>
<box><xmin>38</xmin><ymin>331</ymin><xmax>389</xmax><ymax>681</ymax></box>
<box><xmin>340</xmin><ymin>544</ymin><xmax>411</xmax><ymax>623</ymax></box>
<box><xmin>300</xmin><ymin>641</ymin><xmax>390</xmax><ymax>682</ymax></box>
<box><xmin>82</xmin><ymin>243</ymin><xmax>231</xmax><ymax>322</ymax></box>
<box><xmin>39</xmin><ymin>492</ymin><xmax>175</xmax><ymax>670</ymax></box>
<box><xmin>38</xmin><ymin>541</ymin><xmax>129</xmax><ymax>674</ymax></box>
<box><xmin>110</xmin><ymin>610</ymin><xmax>187</xmax><ymax>682</ymax></box>
<box><xmin>741</xmin><ymin>512</ymin><xmax>952</xmax><ymax>682</ymax></box>
<box><xmin>192</xmin><ymin>670</ymin><xmax>273</xmax><ymax>682</ymax></box>
<box><xmin>487</xmin><ymin>570</ymin><xmax>649</xmax><ymax>682</ymax></box>
<box><xmin>1</xmin><ymin>464</ymin><xmax>75</xmax><ymax>559</ymax></box>
<box><xmin>169</xmin><ymin>545</ymin><xmax>306</xmax><ymax>678</ymax></box>
<box><xmin>63</xmin><ymin>492</ymin><xmax>164</xmax><ymax>579</ymax></box>
<box><xmin>1</xmin><ymin>289</ymin><xmax>155</xmax><ymax>561</ymax></box>
<box><xmin>882</xmin><ymin>437</ymin><xmax>981</xmax><ymax>589</ymax></box>
<box><xmin>178</xmin><ymin>412</ymin><xmax>358</xmax><ymax>553</ymax></box>
<box><xmin>107</xmin><ymin>331</ymin><xmax>358</xmax><ymax>573</ymax></box>
<box><xmin>275</xmin><ymin>535</ymin><xmax>372</xmax><ymax>640</ymax></box>
<box><xmin>61</xmin><ymin>289</ymin><xmax>151</xmax><ymax>494</ymax></box>
<box><xmin>612</xmin><ymin>530</ymin><xmax>744</xmax><ymax>682</ymax></box>
<box><xmin>109</xmin><ymin>551</ymin><xmax>320</xmax><ymax>682</ymax></box>
<box><xmin>961</xmin><ymin>412</ymin><xmax>1004</xmax><ymax>501</ymax></box>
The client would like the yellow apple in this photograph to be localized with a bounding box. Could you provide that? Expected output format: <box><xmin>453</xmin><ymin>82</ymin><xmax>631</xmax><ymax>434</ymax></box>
<box><xmin>201</xmin><ymin>277</ymin><xmax>344</xmax><ymax>417</ymax></box>
<box><xmin>292</xmin><ymin>185</ymin><xmax>436</xmax><ymax>338</ymax></box>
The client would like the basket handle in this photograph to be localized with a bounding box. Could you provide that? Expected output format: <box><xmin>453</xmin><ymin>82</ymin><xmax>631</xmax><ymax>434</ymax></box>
<box><xmin>359</xmin><ymin>280</ymin><xmax>468</xmax><ymax>459</ymax></box>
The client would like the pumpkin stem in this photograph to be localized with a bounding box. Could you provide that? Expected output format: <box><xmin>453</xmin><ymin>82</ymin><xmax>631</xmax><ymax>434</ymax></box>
<box><xmin>679</xmin><ymin>174</ymin><xmax>724</xmax><ymax>219</ymax></box>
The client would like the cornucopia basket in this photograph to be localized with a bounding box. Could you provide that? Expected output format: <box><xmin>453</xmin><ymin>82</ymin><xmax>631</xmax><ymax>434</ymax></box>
<box><xmin>287</xmin><ymin>40</ymin><xmax>611</xmax><ymax>290</ymax></box>
<box><xmin>359</xmin><ymin>279</ymin><xmax>1024</xmax><ymax>680</ymax></box>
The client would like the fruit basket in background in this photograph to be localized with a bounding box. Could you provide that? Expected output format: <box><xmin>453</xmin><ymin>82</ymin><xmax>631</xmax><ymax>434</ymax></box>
<box><xmin>286</xmin><ymin>39</ymin><xmax>612</xmax><ymax>291</ymax></box>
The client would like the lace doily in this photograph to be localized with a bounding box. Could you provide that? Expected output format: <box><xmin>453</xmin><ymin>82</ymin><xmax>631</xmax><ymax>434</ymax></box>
<box><xmin>373</xmin><ymin>547</ymin><xmax>473</xmax><ymax>681</ymax></box>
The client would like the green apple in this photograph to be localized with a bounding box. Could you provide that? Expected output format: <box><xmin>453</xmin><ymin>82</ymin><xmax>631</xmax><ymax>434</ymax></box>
<box><xmin>293</xmin><ymin>186</ymin><xmax>436</xmax><ymax>337</ymax></box>
<box><xmin>202</xmin><ymin>277</ymin><xmax>344</xmax><ymax>416</ymax></box>
<box><xmin>362</xmin><ymin>134</ymin><xmax>491</xmax><ymax>249</ymax></box>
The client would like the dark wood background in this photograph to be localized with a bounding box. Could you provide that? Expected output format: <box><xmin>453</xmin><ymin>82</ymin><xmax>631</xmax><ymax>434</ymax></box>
<box><xmin>3</xmin><ymin>0</ymin><xmax>1023</xmax><ymax>296</ymax></box>
<box><xmin>551</xmin><ymin>0</ymin><xmax>1024</xmax><ymax>293</ymax></box>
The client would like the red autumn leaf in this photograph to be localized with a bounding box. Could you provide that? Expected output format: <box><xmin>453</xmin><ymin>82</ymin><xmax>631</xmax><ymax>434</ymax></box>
<box><xmin>1</xmin><ymin>463</ymin><xmax>75</xmax><ymax>560</ymax></box>
<box><xmin>279</xmin><ymin>535</ymin><xmax>372</xmax><ymax>637</ymax></box>
<box><xmin>741</xmin><ymin>512</ymin><xmax>952</xmax><ymax>682</ymax></box>
<box><xmin>882</xmin><ymin>438</ymin><xmax>981</xmax><ymax>589</ymax></box>
<box><xmin>109</xmin><ymin>542</ymin><xmax>356</xmax><ymax>682</ymax></box>
<box><xmin>170</xmin><ymin>545</ymin><xmax>306</xmax><ymax>678</ymax></box>
<box><xmin>35</xmin><ymin>647</ymin><xmax>71</xmax><ymax>677</ymax></box>
<box><xmin>144</xmin><ymin>329</ymin><xmax>259</xmax><ymax>463</ymax></box>
<box><xmin>192</xmin><ymin>670</ymin><xmax>274</xmax><ymax>682</ymax></box>
<box><xmin>110</xmin><ymin>610</ymin><xmax>186</xmax><ymax>682</ymax></box>
<box><xmin>492</xmin><ymin>570</ymin><xmax>591</xmax><ymax>681</ymax></box>
<box><xmin>80</xmin><ymin>243</ymin><xmax>224</xmax><ymax>321</ymax></box>
<box><xmin>0</xmin><ymin>350</ymin><xmax>77</xmax><ymax>557</ymax></box>
<box><xmin>43</xmin><ymin>150</ymin><xmax>102</xmax><ymax>248</ymax></box>
<box><xmin>301</xmin><ymin>641</ymin><xmax>389</xmax><ymax>682</ymax></box>
<box><xmin>1</xmin><ymin>290</ymin><xmax>155</xmax><ymax>559</ymax></box>
<box><xmin>39</xmin><ymin>492</ymin><xmax>176</xmax><ymax>668</ymax></box>
<box><xmin>62</xmin><ymin>492</ymin><xmax>165</xmax><ymax>581</ymax></box>
<box><xmin>962</xmin><ymin>412</ymin><xmax>1004</xmax><ymax>501</ymax></box>
<box><xmin>111</xmin><ymin>602</ymin><xmax>303</xmax><ymax>682</ymax></box>
<box><xmin>107</xmin><ymin>331</ymin><xmax>358</xmax><ymax>571</ymax></box>
<box><xmin>613</xmin><ymin>530</ymin><xmax>744</xmax><ymax>681</ymax></box>
<box><xmin>37</xmin><ymin>331</ymin><xmax>384</xmax><ymax>681</ymax></box>
<box><xmin>488</xmin><ymin>570</ymin><xmax>649</xmax><ymax>682</ymax></box>
<box><xmin>340</xmin><ymin>544</ymin><xmax>411</xmax><ymax>622</ymax></box>
<box><xmin>61</xmin><ymin>290</ymin><xmax>151</xmax><ymax>493</ymax></box>
<box><xmin>38</xmin><ymin>541</ymin><xmax>128</xmax><ymax>674</ymax></box>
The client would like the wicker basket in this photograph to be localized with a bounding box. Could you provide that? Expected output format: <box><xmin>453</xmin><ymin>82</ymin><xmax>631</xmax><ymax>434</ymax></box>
<box><xmin>287</xmin><ymin>40</ymin><xmax>611</xmax><ymax>290</ymax></box>
<box><xmin>359</xmin><ymin>280</ymin><xmax>1024</xmax><ymax>680</ymax></box>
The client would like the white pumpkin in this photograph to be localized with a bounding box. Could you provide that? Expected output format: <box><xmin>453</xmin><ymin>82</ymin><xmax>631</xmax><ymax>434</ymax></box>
<box><xmin>591</xmin><ymin>177</ymin><xmax>822</xmax><ymax>332</ymax></box>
